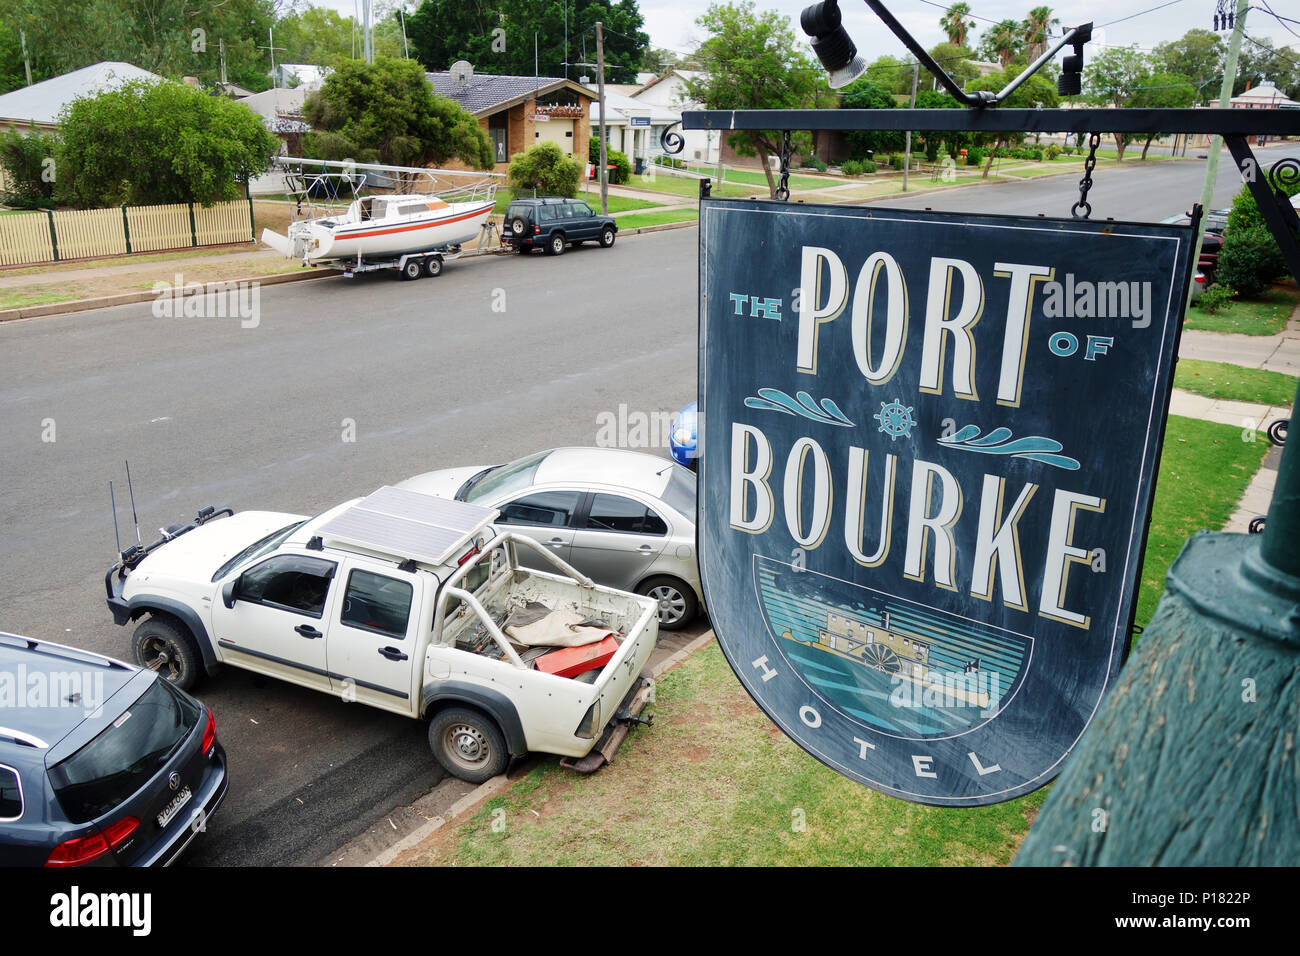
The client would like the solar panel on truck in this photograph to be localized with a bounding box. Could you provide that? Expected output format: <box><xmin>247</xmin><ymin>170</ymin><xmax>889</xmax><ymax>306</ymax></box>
<box><xmin>316</xmin><ymin>486</ymin><xmax>498</xmax><ymax>567</ymax></box>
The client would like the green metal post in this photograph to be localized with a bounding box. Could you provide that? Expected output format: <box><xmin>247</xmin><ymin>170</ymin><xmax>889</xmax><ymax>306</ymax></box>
<box><xmin>1017</xmin><ymin>379</ymin><xmax>1300</xmax><ymax>866</ymax></box>
<box><xmin>45</xmin><ymin>209</ymin><xmax>57</xmax><ymax>261</ymax></box>
<box><xmin>188</xmin><ymin>202</ymin><xmax>197</xmax><ymax>247</ymax></box>
<box><xmin>121</xmin><ymin>205</ymin><xmax>131</xmax><ymax>254</ymax></box>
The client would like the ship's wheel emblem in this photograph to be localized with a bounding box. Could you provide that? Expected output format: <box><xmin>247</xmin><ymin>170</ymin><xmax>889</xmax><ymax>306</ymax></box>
<box><xmin>874</xmin><ymin>400</ymin><xmax>917</xmax><ymax>441</ymax></box>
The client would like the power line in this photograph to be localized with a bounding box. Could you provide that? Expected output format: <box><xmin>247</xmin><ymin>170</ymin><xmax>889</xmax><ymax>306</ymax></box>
<box><xmin>1253</xmin><ymin>1</ymin><xmax>1300</xmax><ymax>40</ymax></box>
<box><xmin>1097</xmin><ymin>0</ymin><xmax>1187</xmax><ymax>29</ymax></box>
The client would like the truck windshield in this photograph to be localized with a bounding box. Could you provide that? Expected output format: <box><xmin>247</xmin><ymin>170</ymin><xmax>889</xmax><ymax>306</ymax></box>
<box><xmin>48</xmin><ymin>678</ymin><xmax>201</xmax><ymax>824</ymax></box>
<box><xmin>462</xmin><ymin>451</ymin><xmax>551</xmax><ymax>504</ymax></box>
<box><xmin>210</xmin><ymin>520</ymin><xmax>306</xmax><ymax>582</ymax></box>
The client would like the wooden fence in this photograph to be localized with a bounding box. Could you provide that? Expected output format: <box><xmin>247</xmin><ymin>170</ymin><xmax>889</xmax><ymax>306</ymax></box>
<box><xmin>0</xmin><ymin>199</ymin><xmax>255</xmax><ymax>267</ymax></box>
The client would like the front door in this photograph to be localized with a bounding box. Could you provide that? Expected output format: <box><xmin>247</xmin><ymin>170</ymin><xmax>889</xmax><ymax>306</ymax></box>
<box><xmin>211</xmin><ymin>553</ymin><xmax>338</xmax><ymax>692</ymax></box>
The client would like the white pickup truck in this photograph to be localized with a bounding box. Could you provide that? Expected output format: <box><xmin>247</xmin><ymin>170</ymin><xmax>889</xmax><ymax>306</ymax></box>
<box><xmin>104</xmin><ymin>487</ymin><xmax>658</xmax><ymax>782</ymax></box>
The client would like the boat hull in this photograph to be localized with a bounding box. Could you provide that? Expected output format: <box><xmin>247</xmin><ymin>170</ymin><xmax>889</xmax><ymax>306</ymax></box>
<box><xmin>277</xmin><ymin>200</ymin><xmax>495</xmax><ymax>262</ymax></box>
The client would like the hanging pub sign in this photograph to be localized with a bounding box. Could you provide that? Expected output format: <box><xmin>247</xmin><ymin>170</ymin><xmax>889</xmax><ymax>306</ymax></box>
<box><xmin>697</xmin><ymin>198</ymin><xmax>1195</xmax><ymax>806</ymax></box>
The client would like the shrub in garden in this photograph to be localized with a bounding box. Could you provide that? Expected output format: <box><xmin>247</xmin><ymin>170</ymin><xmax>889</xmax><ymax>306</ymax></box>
<box><xmin>508</xmin><ymin>141</ymin><xmax>581</xmax><ymax>197</ymax></box>
<box><xmin>966</xmin><ymin>149</ymin><xmax>983</xmax><ymax>166</ymax></box>
<box><xmin>1195</xmin><ymin>283</ymin><xmax>1235</xmax><ymax>314</ymax></box>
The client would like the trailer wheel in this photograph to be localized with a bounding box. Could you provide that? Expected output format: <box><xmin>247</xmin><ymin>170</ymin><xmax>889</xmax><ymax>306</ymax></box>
<box><xmin>428</xmin><ymin>707</ymin><xmax>509</xmax><ymax>783</ymax></box>
<box><xmin>424</xmin><ymin>256</ymin><xmax>443</xmax><ymax>277</ymax></box>
<box><xmin>401</xmin><ymin>259</ymin><xmax>422</xmax><ymax>280</ymax></box>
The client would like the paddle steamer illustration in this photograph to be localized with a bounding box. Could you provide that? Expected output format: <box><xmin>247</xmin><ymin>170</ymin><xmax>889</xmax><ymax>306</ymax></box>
<box><xmin>754</xmin><ymin>556</ymin><xmax>1032</xmax><ymax>736</ymax></box>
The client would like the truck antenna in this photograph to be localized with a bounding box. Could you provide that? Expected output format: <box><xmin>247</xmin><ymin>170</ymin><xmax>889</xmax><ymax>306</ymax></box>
<box><xmin>125</xmin><ymin>460</ymin><xmax>142</xmax><ymax>546</ymax></box>
<box><xmin>109</xmin><ymin>480</ymin><xmax>122</xmax><ymax>555</ymax></box>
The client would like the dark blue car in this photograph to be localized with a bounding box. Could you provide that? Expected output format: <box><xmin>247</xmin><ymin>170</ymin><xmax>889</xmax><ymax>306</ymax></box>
<box><xmin>669</xmin><ymin>401</ymin><xmax>698</xmax><ymax>470</ymax></box>
<box><xmin>0</xmin><ymin>633</ymin><xmax>227</xmax><ymax>866</ymax></box>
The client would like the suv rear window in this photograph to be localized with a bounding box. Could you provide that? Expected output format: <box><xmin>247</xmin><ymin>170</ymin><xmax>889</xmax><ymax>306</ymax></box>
<box><xmin>0</xmin><ymin>766</ymin><xmax>21</xmax><ymax>820</ymax></box>
<box><xmin>48</xmin><ymin>679</ymin><xmax>201</xmax><ymax>824</ymax></box>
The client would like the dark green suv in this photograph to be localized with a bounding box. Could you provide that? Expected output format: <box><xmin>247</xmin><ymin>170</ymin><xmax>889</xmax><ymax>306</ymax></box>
<box><xmin>504</xmin><ymin>197</ymin><xmax>618</xmax><ymax>256</ymax></box>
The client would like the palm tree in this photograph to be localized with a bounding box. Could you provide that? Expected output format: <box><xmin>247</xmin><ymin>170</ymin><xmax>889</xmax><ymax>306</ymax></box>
<box><xmin>940</xmin><ymin>3</ymin><xmax>976</xmax><ymax>48</ymax></box>
<box><xmin>983</xmin><ymin>19</ymin><xmax>1024</xmax><ymax>68</ymax></box>
<box><xmin>1023</xmin><ymin>6</ymin><xmax>1060</xmax><ymax>61</ymax></box>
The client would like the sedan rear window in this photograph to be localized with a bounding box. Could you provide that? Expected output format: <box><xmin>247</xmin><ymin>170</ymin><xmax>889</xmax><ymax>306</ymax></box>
<box><xmin>48</xmin><ymin>679</ymin><xmax>201</xmax><ymax>824</ymax></box>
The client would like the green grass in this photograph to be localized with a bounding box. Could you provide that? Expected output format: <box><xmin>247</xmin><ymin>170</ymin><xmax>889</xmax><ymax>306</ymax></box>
<box><xmin>615</xmin><ymin>173</ymin><xmax>761</xmax><ymax>200</ymax></box>
<box><xmin>493</xmin><ymin>189</ymin><xmax>662</xmax><ymax>215</ymax></box>
<box><xmin>392</xmin><ymin>413</ymin><xmax>1266</xmax><ymax>867</ymax></box>
<box><xmin>1174</xmin><ymin>359</ymin><xmax>1297</xmax><ymax>407</ymax></box>
<box><xmin>0</xmin><ymin>288</ymin><xmax>79</xmax><ymax>311</ymax></box>
<box><xmin>401</xmin><ymin>642</ymin><xmax>1045</xmax><ymax>867</ymax></box>
<box><xmin>706</xmin><ymin>166</ymin><xmax>836</xmax><ymax>191</ymax></box>
<box><xmin>616</xmin><ymin>208</ymin><xmax>699</xmax><ymax>229</ymax></box>
<box><xmin>1185</xmin><ymin>287</ymin><xmax>1299</xmax><ymax>335</ymax></box>
<box><xmin>1134</xmin><ymin>415</ymin><xmax>1270</xmax><ymax>628</ymax></box>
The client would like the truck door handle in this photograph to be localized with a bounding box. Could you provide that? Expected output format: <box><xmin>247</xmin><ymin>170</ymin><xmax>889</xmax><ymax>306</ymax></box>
<box><xmin>378</xmin><ymin>646</ymin><xmax>408</xmax><ymax>661</ymax></box>
<box><xmin>295</xmin><ymin>624</ymin><xmax>323</xmax><ymax>639</ymax></box>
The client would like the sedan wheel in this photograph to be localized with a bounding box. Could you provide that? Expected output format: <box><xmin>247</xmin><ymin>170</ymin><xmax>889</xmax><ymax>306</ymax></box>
<box><xmin>638</xmin><ymin>576</ymin><xmax>698</xmax><ymax>630</ymax></box>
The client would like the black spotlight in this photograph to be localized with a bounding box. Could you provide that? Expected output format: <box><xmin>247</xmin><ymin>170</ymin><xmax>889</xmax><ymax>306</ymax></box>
<box><xmin>801</xmin><ymin>1</ymin><xmax>868</xmax><ymax>89</ymax></box>
<box><xmin>1057</xmin><ymin>26</ymin><xmax>1089</xmax><ymax>97</ymax></box>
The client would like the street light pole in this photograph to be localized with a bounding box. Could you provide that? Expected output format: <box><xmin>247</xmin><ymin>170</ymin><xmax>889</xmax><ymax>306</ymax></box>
<box><xmin>902</xmin><ymin>60</ymin><xmax>918</xmax><ymax>191</ymax></box>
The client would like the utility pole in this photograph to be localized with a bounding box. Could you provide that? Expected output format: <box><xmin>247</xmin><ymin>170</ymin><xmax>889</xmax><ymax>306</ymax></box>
<box><xmin>363</xmin><ymin>0</ymin><xmax>373</xmax><ymax>64</ymax></box>
<box><xmin>597</xmin><ymin>21</ymin><xmax>608</xmax><ymax>215</ymax></box>
<box><xmin>1189</xmin><ymin>0</ymin><xmax>1248</xmax><ymax>306</ymax></box>
<box><xmin>219</xmin><ymin>38</ymin><xmax>228</xmax><ymax>89</ymax></box>
<box><xmin>400</xmin><ymin>7</ymin><xmax>409</xmax><ymax>59</ymax></box>
<box><xmin>20</xmin><ymin>29</ymin><xmax>32</xmax><ymax>86</ymax></box>
<box><xmin>260</xmin><ymin>29</ymin><xmax>286</xmax><ymax>87</ymax></box>
<box><xmin>902</xmin><ymin>61</ymin><xmax>919</xmax><ymax>191</ymax></box>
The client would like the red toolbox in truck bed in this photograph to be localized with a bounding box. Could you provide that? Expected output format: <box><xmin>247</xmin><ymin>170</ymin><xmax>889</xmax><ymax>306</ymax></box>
<box><xmin>535</xmin><ymin>635</ymin><xmax>620</xmax><ymax>678</ymax></box>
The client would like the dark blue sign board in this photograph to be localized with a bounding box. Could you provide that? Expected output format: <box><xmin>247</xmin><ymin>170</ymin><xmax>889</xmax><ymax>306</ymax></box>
<box><xmin>698</xmin><ymin>198</ymin><xmax>1195</xmax><ymax>806</ymax></box>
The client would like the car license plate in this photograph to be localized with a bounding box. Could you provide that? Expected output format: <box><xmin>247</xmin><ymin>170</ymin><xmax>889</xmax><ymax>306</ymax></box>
<box><xmin>156</xmin><ymin>786</ymin><xmax>192</xmax><ymax>828</ymax></box>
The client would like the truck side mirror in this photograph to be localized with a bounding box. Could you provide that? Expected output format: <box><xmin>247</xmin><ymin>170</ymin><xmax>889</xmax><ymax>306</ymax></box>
<box><xmin>221</xmin><ymin>579</ymin><xmax>238</xmax><ymax>609</ymax></box>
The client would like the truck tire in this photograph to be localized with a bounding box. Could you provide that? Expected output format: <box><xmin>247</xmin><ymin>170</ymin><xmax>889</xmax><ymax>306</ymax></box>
<box><xmin>547</xmin><ymin>233</ymin><xmax>566</xmax><ymax>256</ymax></box>
<box><xmin>428</xmin><ymin>707</ymin><xmax>509</xmax><ymax>783</ymax></box>
<box><xmin>133</xmin><ymin>616</ymin><xmax>202</xmax><ymax>690</ymax></box>
<box><xmin>401</xmin><ymin>259</ymin><xmax>422</xmax><ymax>280</ymax></box>
<box><xmin>636</xmin><ymin>576</ymin><xmax>698</xmax><ymax>630</ymax></box>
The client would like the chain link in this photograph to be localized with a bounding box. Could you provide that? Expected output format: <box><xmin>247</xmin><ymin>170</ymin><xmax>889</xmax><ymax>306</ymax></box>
<box><xmin>776</xmin><ymin>131</ymin><xmax>792</xmax><ymax>201</ymax></box>
<box><xmin>1071</xmin><ymin>132</ymin><xmax>1102</xmax><ymax>219</ymax></box>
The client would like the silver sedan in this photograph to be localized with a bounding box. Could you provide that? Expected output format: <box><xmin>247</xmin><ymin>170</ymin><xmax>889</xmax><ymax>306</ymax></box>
<box><xmin>396</xmin><ymin>448</ymin><xmax>703</xmax><ymax>629</ymax></box>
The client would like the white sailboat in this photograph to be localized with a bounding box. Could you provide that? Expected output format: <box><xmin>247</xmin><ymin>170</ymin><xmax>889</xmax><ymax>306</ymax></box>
<box><xmin>260</xmin><ymin>158</ymin><xmax>500</xmax><ymax>270</ymax></box>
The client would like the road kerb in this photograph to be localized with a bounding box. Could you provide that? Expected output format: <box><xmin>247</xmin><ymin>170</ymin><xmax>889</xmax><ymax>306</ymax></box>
<box><xmin>362</xmin><ymin>627</ymin><xmax>716</xmax><ymax>868</ymax></box>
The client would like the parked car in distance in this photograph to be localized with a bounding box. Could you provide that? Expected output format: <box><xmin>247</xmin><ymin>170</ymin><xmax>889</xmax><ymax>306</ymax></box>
<box><xmin>503</xmin><ymin>197</ymin><xmax>617</xmax><ymax>255</ymax></box>
<box><xmin>397</xmin><ymin>448</ymin><xmax>703</xmax><ymax>630</ymax></box>
<box><xmin>0</xmin><ymin>633</ymin><xmax>227</xmax><ymax>867</ymax></box>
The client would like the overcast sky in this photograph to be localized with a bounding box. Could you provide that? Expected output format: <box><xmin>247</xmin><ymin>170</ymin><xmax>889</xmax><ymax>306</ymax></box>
<box><xmin>323</xmin><ymin>1</ymin><xmax>1297</xmax><ymax>67</ymax></box>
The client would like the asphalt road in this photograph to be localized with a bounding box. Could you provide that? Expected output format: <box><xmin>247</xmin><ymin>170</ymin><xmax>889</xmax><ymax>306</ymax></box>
<box><xmin>0</xmin><ymin>232</ymin><xmax>700</xmax><ymax>865</ymax></box>
<box><xmin>2</xmin><ymin>145</ymin><xmax>1294</xmax><ymax>865</ymax></box>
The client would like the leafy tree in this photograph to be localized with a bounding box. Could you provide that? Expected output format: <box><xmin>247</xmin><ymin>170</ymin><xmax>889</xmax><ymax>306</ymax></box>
<box><xmin>928</xmin><ymin>42</ymin><xmax>976</xmax><ymax>84</ymax></box>
<box><xmin>1084</xmin><ymin>45</ymin><xmax>1150</xmax><ymax>161</ymax></box>
<box><xmin>0</xmin><ymin>124</ymin><xmax>59</xmax><ymax>208</ymax></box>
<box><xmin>939</xmin><ymin>3</ymin><xmax>975</xmax><ymax>48</ymax></box>
<box><xmin>406</xmin><ymin>0</ymin><xmax>649</xmax><ymax>84</ymax></box>
<box><xmin>863</xmin><ymin>55</ymin><xmax>911</xmax><ymax>96</ymax></box>
<box><xmin>839</xmin><ymin>79</ymin><xmax>902</xmax><ymax>158</ymax></box>
<box><xmin>1022</xmin><ymin>6</ymin><xmax>1059</xmax><ymax>62</ymax></box>
<box><xmin>964</xmin><ymin>66</ymin><xmax>1057</xmax><ymax>176</ymax></box>
<box><xmin>0</xmin><ymin>0</ymin><xmax>276</xmax><ymax>93</ymax></box>
<box><xmin>302</xmin><ymin>57</ymin><xmax>493</xmax><ymax>182</ymax></box>
<box><xmin>1235</xmin><ymin>36</ymin><xmax>1300</xmax><ymax>100</ymax></box>
<box><xmin>1130</xmin><ymin>72</ymin><xmax>1196</xmax><ymax>159</ymax></box>
<box><xmin>1215</xmin><ymin>171</ymin><xmax>1300</xmax><ymax>299</ymax></box>
<box><xmin>979</xmin><ymin>19</ymin><xmax>1025</xmax><ymax>68</ymax></box>
<box><xmin>56</xmin><ymin>79</ymin><xmax>278</xmax><ymax>206</ymax></box>
<box><xmin>684</xmin><ymin>1</ymin><xmax>828</xmax><ymax>198</ymax></box>
<box><xmin>642</xmin><ymin>46</ymin><xmax>681</xmax><ymax>75</ymax></box>
<box><xmin>507</xmin><ymin>141</ymin><xmax>581</xmax><ymax>196</ymax></box>
<box><xmin>1153</xmin><ymin>29</ymin><xmax>1224</xmax><ymax>93</ymax></box>
<box><xmin>913</xmin><ymin>89</ymin><xmax>965</xmax><ymax>159</ymax></box>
